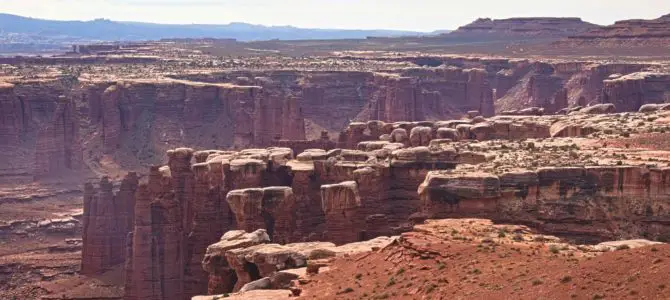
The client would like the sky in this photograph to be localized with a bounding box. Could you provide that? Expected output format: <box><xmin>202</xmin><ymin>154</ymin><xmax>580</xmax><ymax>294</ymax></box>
<box><xmin>2</xmin><ymin>0</ymin><xmax>670</xmax><ymax>32</ymax></box>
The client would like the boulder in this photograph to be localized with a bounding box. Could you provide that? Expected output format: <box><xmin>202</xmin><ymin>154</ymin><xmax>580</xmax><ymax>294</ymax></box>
<box><xmin>579</xmin><ymin>103</ymin><xmax>616</xmax><ymax>114</ymax></box>
<box><xmin>409</xmin><ymin>126</ymin><xmax>432</xmax><ymax>147</ymax></box>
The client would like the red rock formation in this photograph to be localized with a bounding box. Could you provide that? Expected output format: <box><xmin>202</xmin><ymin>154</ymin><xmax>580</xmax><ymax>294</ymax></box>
<box><xmin>496</xmin><ymin>61</ymin><xmax>648</xmax><ymax>114</ymax></box>
<box><xmin>81</xmin><ymin>173</ymin><xmax>138</xmax><ymax>275</ymax></box>
<box><xmin>184</xmin><ymin>160</ymin><xmax>231</xmax><ymax>298</ymax></box>
<box><xmin>33</xmin><ymin>95</ymin><xmax>83</xmax><ymax>177</ymax></box>
<box><xmin>274</xmin><ymin>130</ymin><xmax>336</xmax><ymax>156</ymax></box>
<box><xmin>450</xmin><ymin>17</ymin><xmax>599</xmax><ymax>40</ymax></box>
<box><xmin>125</xmin><ymin>164</ymin><xmax>184</xmax><ymax>300</ymax></box>
<box><xmin>0</xmin><ymin>82</ymin><xmax>21</xmax><ymax>146</ymax></box>
<box><xmin>0</xmin><ymin>79</ymin><xmax>86</xmax><ymax>178</ymax></box>
<box><xmin>602</xmin><ymin>72</ymin><xmax>670</xmax><ymax>112</ymax></box>
<box><xmin>226</xmin><ymin>187</ymin><xmax>296</xmax><ymax>243</ymax></box>
<box><xmin>419</xmin><ymin>166</ymin><xmax>670</xmax><ymax>241</ymax></box>
<box><xmin>368</xmin><ymin>69</ymin><xmax>493</xmax><ymax>122</ymax></box>
<box><xmin>201</xmin><ymin>230</ymin><xmax>270</xmax><ymax>295</ymax></box>
<box><xmin>565</xmin><ymin>14</ymin><xmax>670</xmax><ymax>48</ymax></box>
<box><xmin>202</xmin><ymin>228</ymin><xmax>395</xmax><ymax>295</ymax></box>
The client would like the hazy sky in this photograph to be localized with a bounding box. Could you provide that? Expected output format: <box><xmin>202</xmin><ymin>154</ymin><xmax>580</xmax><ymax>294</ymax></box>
<box><xmin>3</xmin><ymin>0</ymin><xmax>670</xmax><ymax>31</ymax></box>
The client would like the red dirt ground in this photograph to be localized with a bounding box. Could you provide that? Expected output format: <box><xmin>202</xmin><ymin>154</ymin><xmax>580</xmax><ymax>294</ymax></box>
<box><xmin>298</xmin><ymin>220</ymin><xmax>670</xmax><ymax>300</ymax></box>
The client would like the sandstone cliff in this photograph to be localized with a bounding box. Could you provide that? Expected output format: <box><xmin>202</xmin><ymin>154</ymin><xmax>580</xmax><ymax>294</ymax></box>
<box><xmin>419</xmin><ymin>166</ymin><xmax>670</xmax><ymax>241</ymax></box>
<box><xmin>77</xmin><ymin>108</ymin><xmax>670</xmax><ymax>299</ymax></box>
<box><xmin>0</xmin><ymin>78</ymin><xmax>83</xmax><ymax>179</ymax></box>
<box><xmin>602</xmin><ymin>72</ymin><xmax>670</xmax><ymax>112</ymax></box>
<box><xmin>81</xmin><ymin>174</ymin><xmax>138</xmax><ymax>275</ymax></box>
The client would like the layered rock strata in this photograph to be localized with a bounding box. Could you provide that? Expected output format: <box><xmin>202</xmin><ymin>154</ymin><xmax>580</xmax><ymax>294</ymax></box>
<box><xmin>81</xmin><ymin>173</ymin><xmax>138</xmax><ymax>275</ymax></box>
<box><xmin>451</xmin><ymin>17</ymin><xmax>599</xmax><ymax>39</ymax></box>
<box><xmin>80</xmin><ymin>108</ymin><xmax>670</xmax><ymax>299</ymax></box>
<box><xmin>121</xmin><ymin>144</ymin><xmax>456</xmax><ymax>299</ymax></box>
<box><xmin>602</xmin><ymin>72</ymin><xmax>670</xmax><ymax>112</ymax></box>
<box><xmin>419</xmin><ymin>166</ymin><xmax>670</xmax><ymax>241</ymax></box>
<box><xmin>0</xmin><ymin>78</ymin><xmax>82</xmax><ymax>178</ymax></box>
<box><xmin>201</xmin><ymin>228</ymin><xmax>395</xmax><ymax>294</ymax></box>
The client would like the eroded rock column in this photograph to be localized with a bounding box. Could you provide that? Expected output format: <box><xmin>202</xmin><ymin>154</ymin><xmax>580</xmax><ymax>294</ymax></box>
<box><xmin>81</xmin><ymin>174</ymin><xmax>138</xmax><ymax>275</ymax></box>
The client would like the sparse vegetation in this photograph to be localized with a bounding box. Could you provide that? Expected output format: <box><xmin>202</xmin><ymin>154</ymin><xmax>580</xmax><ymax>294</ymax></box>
<box><xmin>616</xmin><ymin>244</ymin><xmax>630</xmax><ymax>251</ymax></box>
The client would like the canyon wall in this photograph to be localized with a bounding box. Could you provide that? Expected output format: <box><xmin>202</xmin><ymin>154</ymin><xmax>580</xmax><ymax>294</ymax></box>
<box><xmin>420</xmin><ymin>166</ymin><xmax>670</xmax><ymax>242</ymax></box>
<box><xmin>602</xmin><ymin>72</ymin><xmax>670</xmax><ymax>112</ymax></box>
<box><xmin>1</xmin><ymin>58</ymin><xmax>663</xmax><ymax>180</ymax></box>
<box><xmin>76</xmin><ymin>109</ymin><xmax>670</xmax><ymax>299</ymax></box>
<box><xmin>0</xmin><ymin>78</ymin><xmax>83</xmax><ymax>179</ymax></box>
<box><xmin>121</xmin><ymin>143</ymin><xmax>458</xmax><ymax>299</ymax></box>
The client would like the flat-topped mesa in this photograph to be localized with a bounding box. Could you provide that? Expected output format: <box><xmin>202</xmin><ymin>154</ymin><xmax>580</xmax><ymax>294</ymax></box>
<box><xmin>419</xmin><ymin>165</ymin><xmax>670</xmax><ymax>241</ymax></box>
<box><xmin>81</xmin><ymin>173</ymin><xmax>138</xmax><ymax>275</ymax></box>
<box><xmin>451</xmin><ymin>17</ymin><xmax>599</xmax><ymax>39</ymax></box>
<box><xmin>568</xmin><ymin>13</ymin><xmax>670</xmax><ymax>40</ymax></box>
<box><xmin>226</xmin><ymin>187</ymin><xmax>296</xmax><ymax>243</ymax></box>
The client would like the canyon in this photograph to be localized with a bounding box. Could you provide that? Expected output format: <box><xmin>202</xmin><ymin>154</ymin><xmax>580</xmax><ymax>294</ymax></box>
<box><xmin>79</xmin><ymin>108</ymin><xmax>670</xmax><ymax>300</ymax></box>
<box><xmin>1</xmin><ymin>54</ymin><xmax>668</xmax><ymax>181</ymax></box>
<box><xmin>1</xmin><ymin>12</ymin><xmax>670</xmax><ymax>300</ymax></box>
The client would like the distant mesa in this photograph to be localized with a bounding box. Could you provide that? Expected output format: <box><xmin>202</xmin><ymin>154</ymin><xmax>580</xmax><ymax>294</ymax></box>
<box><xmin>447</xmin><ymin>17</ymin><xmax>600</xmax><ymax>39</ymax></box>
<box><xmin>555</xmin><ymin>13</ymin><xmax>670</xmax><ymax>48</ymax></box>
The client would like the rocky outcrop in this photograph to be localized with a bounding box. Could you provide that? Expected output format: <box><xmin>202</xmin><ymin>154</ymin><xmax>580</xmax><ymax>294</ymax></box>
<box><xmin>201</xmin><ymin>228</ymin><xmax>396</xmax><ymax>294</ymax></box>
<box><xmin>226</xmin><ymin>187</ymin><xmax>297</xmax><ymax>243</ymax></box>
<box><xmin>419</xmin><ymin>166</ymin><xmax>670</xmax><ymax>241</ymax></box>
<box><xmin>201</xmin><ymin>229</ymin><xmax>270</xmax><ymax>295</ymax></box>
<box><xmin>577</xmin><ymin>103</ymin><xmax>617</xmax><ymax>114</ymax></box>
<box><xmin>602</xmin><ymin>72</ymin><xmax>670</xmax><ymax>112</ymax></box>
<box><xmin>117</xmin><ymin>143</ymin><xmax>461</xmax><ymax>298</ymax></box>
<box><xmin>495</xmin><ymin>61</ymin><xmax>649</xmax><ymax>114</ymax></box>
<box><xmin>81</xmin><ymin>173</ymin><xmax>138</xmax><ymax>275</ymax></box>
